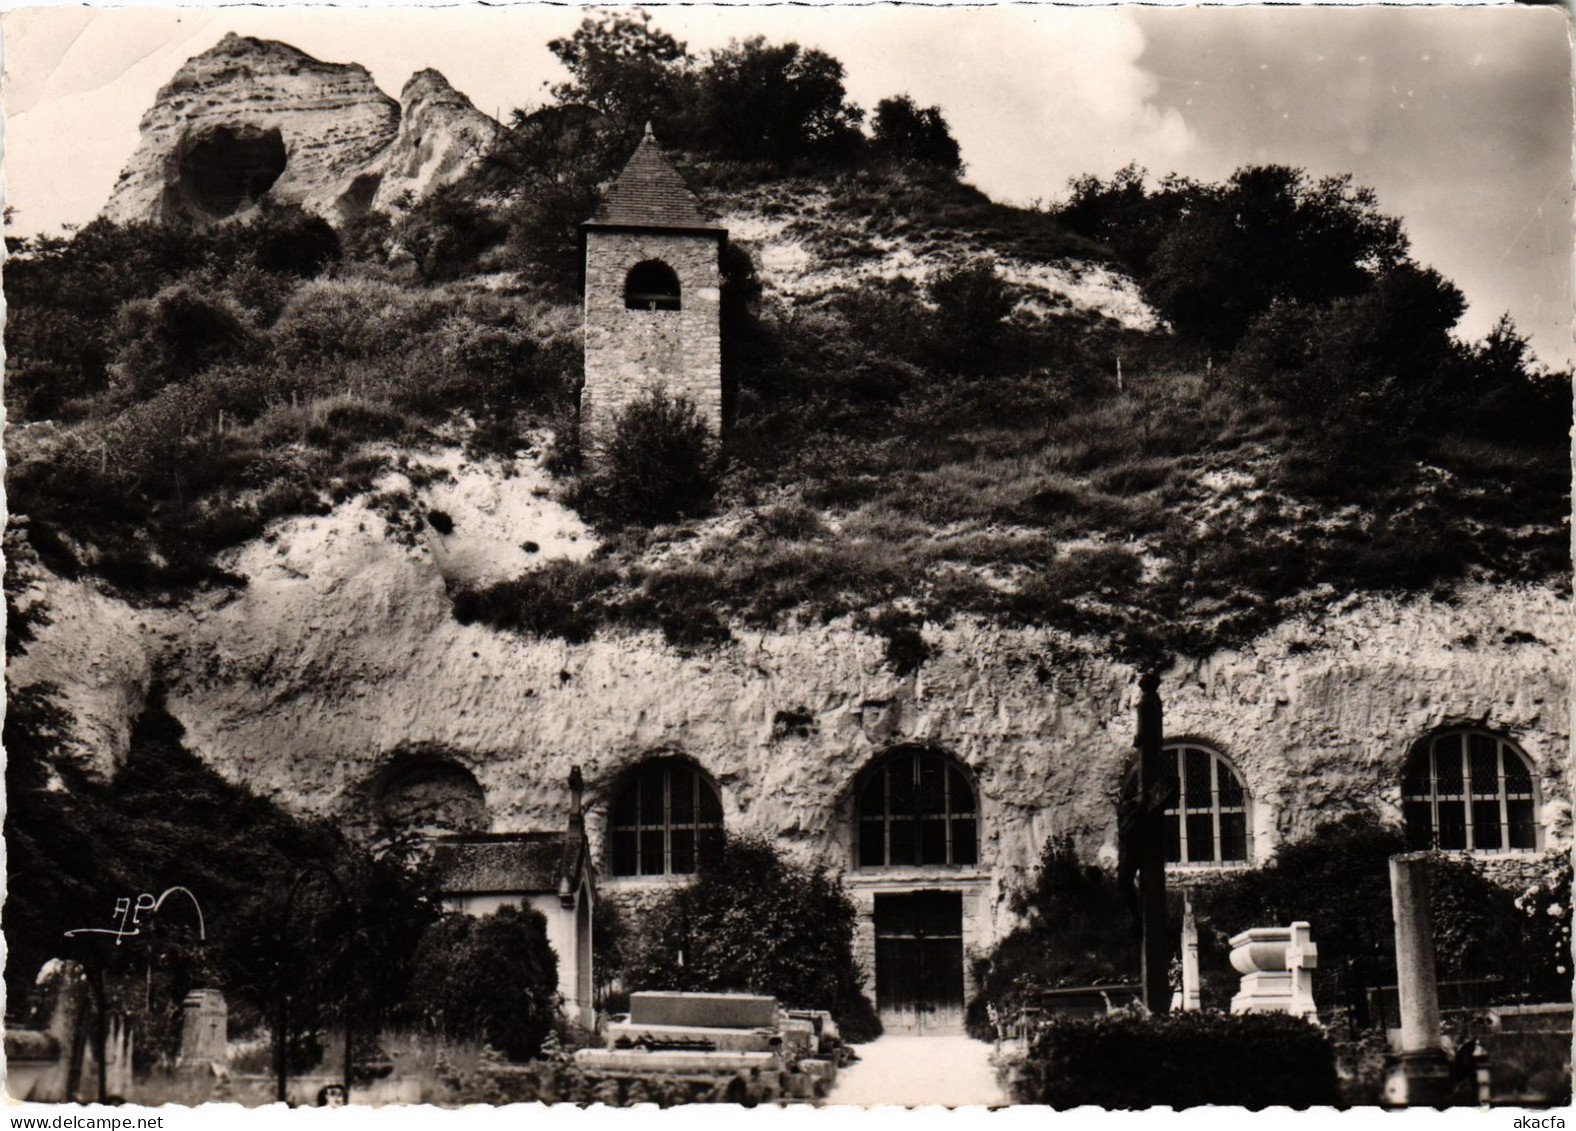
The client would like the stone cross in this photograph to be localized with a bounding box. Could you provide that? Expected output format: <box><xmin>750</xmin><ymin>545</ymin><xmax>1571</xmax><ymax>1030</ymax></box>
<box><xmin>1286</xmin><ymin>920</ymin><xmax>1318</xmax><ymax>1018</ymax></box>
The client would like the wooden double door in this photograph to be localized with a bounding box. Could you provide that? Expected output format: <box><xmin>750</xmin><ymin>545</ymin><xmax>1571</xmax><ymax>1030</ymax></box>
<box><xmin>874</xmin><ymin>891</ymin><xmax>965</xmax><ymax>1033</ymax></box>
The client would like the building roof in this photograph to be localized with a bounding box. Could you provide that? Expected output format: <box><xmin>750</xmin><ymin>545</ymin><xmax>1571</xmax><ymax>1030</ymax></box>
<box><xmin>585</xmin><ymin>126</ymin><xmax>721</xmax><ymax>233</ymax></box>
<box><xmin>429</xmin><ymin>831</ymin><xmax>587</xmax><ymax>895</ymax></box>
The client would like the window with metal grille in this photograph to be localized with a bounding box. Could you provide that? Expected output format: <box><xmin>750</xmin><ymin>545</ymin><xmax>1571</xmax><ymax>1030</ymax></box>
<box><xmin>1402</xmin><ymin>730</ymin><xmax>1538</xmax><ymax>853</ymax></box>
<box><xmin>1161</xmin><ymin>743</ymin><xmax>1251</xmax><ymax>865</ymax></box>
<box><xmin>857</xmin><ymin>749</ymin><xmax>978</xmax><ymax>868</ymax></box>
<box><xmin>624</xmin><ymin>260</ymin><xmax>682</xmax><ymax>311</ymax></box>
<box><xmin>609</xmin><ymin>759</ymin><xmax>722</xmax><ymax>876</ymax></box>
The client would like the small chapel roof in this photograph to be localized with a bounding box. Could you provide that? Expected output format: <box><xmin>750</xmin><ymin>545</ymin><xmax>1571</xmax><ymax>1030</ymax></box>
<box><xmin>585</xmin><ymin>124</ymin><xmax>721</xmax><ymax>233</ymax></box>
<box><xmin>429</xmin><ymin>832</ymin><xmax>564</xmax><ymax>894</ymax></box>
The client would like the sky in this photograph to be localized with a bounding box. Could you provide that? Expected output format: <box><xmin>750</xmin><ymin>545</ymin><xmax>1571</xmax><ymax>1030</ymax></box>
<box><xmin>2</xmin><ymin>3</ymin><xmax>1570</xmax><ymax>364</ymax></box>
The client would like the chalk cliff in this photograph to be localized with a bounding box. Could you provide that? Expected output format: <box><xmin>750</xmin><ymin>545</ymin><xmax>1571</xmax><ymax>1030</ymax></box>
<box><xmin>100</xmin><ymin>34</ymin><xmax>497</xmax><ymax>227</ymax></box>
<box><xmin>366</xmin><ymin>69</ymin><xmax>502</xmax><ymax>212</ymax></box>
<box><xmin>12</xmin><ymin>444</ymin><xmax>1569</xmax><ymax>956</ymax></box>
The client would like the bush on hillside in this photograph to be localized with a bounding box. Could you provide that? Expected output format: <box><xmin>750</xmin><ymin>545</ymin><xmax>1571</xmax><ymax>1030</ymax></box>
<box><xmin>623</xmin><ymin>834</ymin><xmax>881</xmax><ymax>1042</ymax></box>
<box><xmin>392</xmin><ymin>187</ymin><xmax>509</xmax><ymax>281</ymax></box>
<box><xmin>584</xmin><ymin>388</ymin><xmax>721</xmax><ymax>528</ymax></box>
<box><xmin>870</xmin><ymin>95</ymin><xmax>963</xmax><ymax>173</ymax></box>
<box><xmin>450</xmin><ymin>559</ymin><xmax>620</xmax><ymax>643</ymax></box>
<box><xmin>1230</xmin><ymin>262</ymin><xmax>1467</xmax><ymax>433</ymax></box>
<box><xmin>1011</xmin><ymin>1010</ymin><xmax>1339</xmax><ymax>1108</ymax></box>
<box><xmin>408</xmin><ymin>906</ymin><xmax>560</xmax><ymax>1061</ymax></box>
<box><xmin>925</xmin><ymin>260</ymin><xmax>1015</xmax><ymax>374</ymax></box>
<box><xmin>108</xmin><ymin>284</ymin><xmax>255</xmax><ymax>398</ymax></box>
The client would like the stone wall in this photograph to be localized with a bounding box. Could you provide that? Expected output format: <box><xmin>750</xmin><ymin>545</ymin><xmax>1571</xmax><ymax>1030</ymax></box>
<box><xmin>581</xmin><ymin>230</ymin><xmax>723</xmax><ymax>449</ymax></box>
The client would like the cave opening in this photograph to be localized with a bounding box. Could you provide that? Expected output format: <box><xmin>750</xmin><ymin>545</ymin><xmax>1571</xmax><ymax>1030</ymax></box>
<box><xmin>177</xmin><ymin>125</ymin><xmax>288</xmax><ymax>218</ymax></box>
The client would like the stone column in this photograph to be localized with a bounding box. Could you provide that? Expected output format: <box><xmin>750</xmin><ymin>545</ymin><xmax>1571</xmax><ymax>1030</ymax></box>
<box><xmin>1384</xmin><ymin>854</ymin><xmax>1451</xmax><ymax>1106</ymax></box>
<box><xmin>1180</xmin><ymin>894</ymin><xmax>1202</xmax><ymax>1012</ymax></box>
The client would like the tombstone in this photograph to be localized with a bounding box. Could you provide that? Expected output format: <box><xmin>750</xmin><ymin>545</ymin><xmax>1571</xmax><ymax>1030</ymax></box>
<box><xmin>1228</xmin><ymin>921</ymin><xmax>1318</xmax><ymax>1018</ymax></box>
<box><xmin>176</xmin><ymin>988</ymin><xmax>229</xmax><ymax>1076</ymax></box>
<box><xmin>104</xmin><ymin>1012</ymin><xmax>135</xmax><ymax>1099</ymax></box>
<box><xmin>6</xmin><ymin>959</ymin><xmax>89</xmax><ymax>1100</ymax></box>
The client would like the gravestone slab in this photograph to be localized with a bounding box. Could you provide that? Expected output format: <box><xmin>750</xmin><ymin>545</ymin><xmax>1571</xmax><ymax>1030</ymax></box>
<box><xmin>629</xmin><ymin>991</ymin><xmax>778</xmax><ymax>1029</ymax></box>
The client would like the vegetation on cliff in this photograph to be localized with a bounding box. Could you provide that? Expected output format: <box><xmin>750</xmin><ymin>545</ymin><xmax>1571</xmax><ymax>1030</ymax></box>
<box><xmin>5</xmin><ymin>10</ymin><xmax>1568</xmax><ymax>671</ymax></box>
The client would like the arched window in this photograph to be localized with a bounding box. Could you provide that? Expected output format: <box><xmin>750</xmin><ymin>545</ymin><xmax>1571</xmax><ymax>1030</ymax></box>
<box><xmin>624</xmin><ymin>260</ymin><xmax>682</xmax><ymax>311</ymax></box>
<box><xmin>1403</xmin><ymin>730</ymin><xmax>1538</xmax><ymax>852</ymax></box>
<box><xmin>857</xmin><ymin>748</ymin><xmax>978</xmax><ymax>868</ymax></box>
<box><xmin>1161</xmin><ymin>742</ymin><xmax>1250</xmax><ymax>865</ymax></box>
<box><xmin>609</xmin><ymin>758</ymin><xmax>722</xmax><ymax>876</ymax></box>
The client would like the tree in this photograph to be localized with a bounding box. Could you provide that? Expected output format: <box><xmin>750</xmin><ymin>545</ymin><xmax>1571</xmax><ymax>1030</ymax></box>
<box><xmin>493</xmin><ymin>104</ymin><xmax>629</xmax><ymax>293</ymax></box>
<box><xmin>623</xmin><ymin>834</ymin><xmax>881</xmax><ymax>1040</ymax></box>
<box><xmin>408</xmin><ymin>906</ymin><xmax>560</xmax><ymax>1060</ymax></box>
<box><xmin>1231</xmin><ymin>262</ymin><xmax>1466</xmax><ymax>430</ymax></box>
<box><xmin>1142</xmin><ymin>166</ymin><xmax>1409</xmax><ymax>350</ymax></box>
<box><xmin>694</xmin><ymin>37</ymin><xmax>864</xmax><ymax>165</ymax></box>
<box><xmin>870</xmin><ymin>95</ymin><xmax>962</xmax><ymax>173</ymax></box>
<box><xmin>1442</xmin><ymin>314</ymin><xmax>1573</xmax><ymax>443</ymax></box>
<box><xmin>548</xmin><ymin>9</ymin><xmax>693</xmax><ymax>132</ymax></box>
<box><xmin>1198</xmin><ymin>813</ymin><xmax>1546</xmax><ymax>1024</ymax></box>
<box><xmin>966</xmin><ymin>836</ymin><xmax>1140</xmax><ymax>1037</ymax></box>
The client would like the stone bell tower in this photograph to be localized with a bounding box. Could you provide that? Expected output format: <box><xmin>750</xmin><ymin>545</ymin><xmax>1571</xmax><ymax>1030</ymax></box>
<box><xmin>580</xmin><ymin>125</ymin><xmax>725</xmax><ymax>451</ymax></box>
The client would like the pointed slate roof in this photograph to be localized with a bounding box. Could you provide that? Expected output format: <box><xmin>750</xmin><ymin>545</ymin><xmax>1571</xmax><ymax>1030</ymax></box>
<box><xmin>585</xmin><ymin>125</ymin><xmax>721</xmax><ymax>233</ymax></box>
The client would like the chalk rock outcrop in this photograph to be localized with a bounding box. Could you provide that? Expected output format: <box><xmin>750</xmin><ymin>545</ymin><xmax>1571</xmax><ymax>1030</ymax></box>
<box><xmin>101</xmin><ymin>34</ymin><xmax>498</xmax><ymax>227</ymax></box>
<box><xmin>103</xmin><ymin>34</ymin><xmax>398</xmax><ymax>225</ymax></box>
<box><xmin>365</xmin><ymin>69</ymin><xmax>502</xmax><ymax>212</ymax></box>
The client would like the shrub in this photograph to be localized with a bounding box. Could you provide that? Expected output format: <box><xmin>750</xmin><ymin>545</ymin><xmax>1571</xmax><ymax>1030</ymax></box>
<box><xmin>408</xmin><ymin>905</ymin><xmax>559</xmax><ymax>1061</ymax></box>
<box><xmin>858</xmin><ymin>606</ymin><xmax>931</xmax><ymax>675</ymax></box>
<box><xmin>1196</xmin><ymin>813</ymin><xmax>1555</xmax><ymax>1023</ymax></box>
<box><xmin>392</xmin><ymin>187</ymin><xmax>509</xmax><ymax>281</ymax></box>
<box><xmin>108</xmin><ymin>283</ymin><xmax>254</xmax><ymax>397</ymax></box>
<box><xmin>269</xmin><ymin>278</ymin><xmax>455</xmax><ymax>365</ymax></box>
<box><xmin>966</xmin><ymin>836</ymin><xmax>1140</xmax><ymax>1038</ymax></box>
<box><xmin>623</xmin><ymin>834</ymin><xmax>881</xmax><ymax>1042</ymax></box>
<box><xmin>450</xmin><ymin>559</ymin><xmax>619</xmax><ymax>643</ymax></box>
<box><xmin>926</xmin><ymin>260</ymin><xmax>1014</xmax><ymax>375</ymax></box>
<box><xmin>587</xmin><ymin>388</ymin><xmax>721</xmax><ymax>528</ymax></box>
<box><xmin>1012</xmin><ymin>1010</ymin><xmax>1339</xmax><ymax>1108</ymax></box>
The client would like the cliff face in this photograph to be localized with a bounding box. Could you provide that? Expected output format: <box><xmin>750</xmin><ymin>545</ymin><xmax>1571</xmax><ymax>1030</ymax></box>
<box><xmin>12</xmin><ymin>447</ymin><xmax>1570</xmax><ymax>950</ymax></box>
<box><xmin>100</xmin><ymin>35</ymin><xmax>497</xmax><ymax>227</ymax></box>
<box><xmin>367</xmin><ymin>69</ymin><xmax>502</xmax><ymax>212</ymax></box>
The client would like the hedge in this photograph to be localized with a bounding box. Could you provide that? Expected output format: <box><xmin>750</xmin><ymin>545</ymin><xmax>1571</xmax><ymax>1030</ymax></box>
<box><xmin>1011</xmin><ymin>1010</ymin><xmax>1339</xmax><ymax>1109</ymax></box>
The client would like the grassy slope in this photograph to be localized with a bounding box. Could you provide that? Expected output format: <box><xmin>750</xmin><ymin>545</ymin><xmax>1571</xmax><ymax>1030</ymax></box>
<box><xmin>5</xmin><ymin>165</ymin><xmax>1567</xmax><ymax>667</ymax></box>
<box><xmin>457</xmin><ymin>166</ymin><xmax>1570</xmax><ymax>666</ymax></box>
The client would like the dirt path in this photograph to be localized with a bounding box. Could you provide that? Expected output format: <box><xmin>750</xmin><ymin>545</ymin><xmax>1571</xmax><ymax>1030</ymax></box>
<box><xmin>822</xmin><ymin>1034</ymin><xmax>1009</xmax><ymax>1108</ymax></box>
